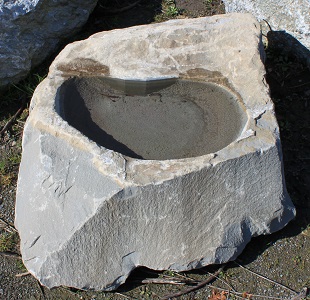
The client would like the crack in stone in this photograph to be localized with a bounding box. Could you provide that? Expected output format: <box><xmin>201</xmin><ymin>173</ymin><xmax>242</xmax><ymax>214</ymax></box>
<box><xmin>29</xmin><ymin>236</ymin><xmax>41</xmax><ymax>249</ymax></box>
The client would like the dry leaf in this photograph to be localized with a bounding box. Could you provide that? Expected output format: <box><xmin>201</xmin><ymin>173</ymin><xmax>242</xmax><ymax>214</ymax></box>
<box><xmin>208</xmin><ymin>289</ymin><xmax>227</xmax><ymax>300</ymax></box>
<box><xmin>242</xmin><ymin>292</ymin><xmax>253</xmax><ymax>299</ymax></box>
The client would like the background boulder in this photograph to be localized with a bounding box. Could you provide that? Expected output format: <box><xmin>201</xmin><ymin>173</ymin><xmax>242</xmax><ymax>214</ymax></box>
<box><xmin>222</xmin><ymin>0</ymin><xmax>310</xmax><ymax>50</ymax></box>
<box><xmin>0</xmin><ymin>0</ymin><xmax>98</xmax><ymax>90</ymax></box>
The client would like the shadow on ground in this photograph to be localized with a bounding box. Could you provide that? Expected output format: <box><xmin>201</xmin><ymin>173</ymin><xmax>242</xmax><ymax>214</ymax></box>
<box><xmin>266</xmin><ymin>31</ymin><xmax>310</xmax><ymax>222</ymax></box>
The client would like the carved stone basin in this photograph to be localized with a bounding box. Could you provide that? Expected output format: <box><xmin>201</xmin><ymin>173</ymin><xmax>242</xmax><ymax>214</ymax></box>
<box><xmin>58</xmin><ymin>77</ymin><xmax>247</xmax><ymax>160</ymax></box>
<box><xmin>15</xmin><ymin>14</ymin><xmax>295</xmax><ymax>292</ymax></box>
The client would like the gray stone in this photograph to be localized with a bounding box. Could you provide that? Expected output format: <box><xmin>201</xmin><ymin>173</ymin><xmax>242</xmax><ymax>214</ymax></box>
<box><xmin>222</xmin><ymin>0</ymin><xmax>310</xmax><ymax>49</ymax></box>
<box><xmin>15</xmin><ymin>13</ymin><xmax>296</xmax><ymax>291</ymax></box>
<box><xmin>0</xmin><ymin>0</ymin><xmax>98</xmax><ymax>90</ymax></box>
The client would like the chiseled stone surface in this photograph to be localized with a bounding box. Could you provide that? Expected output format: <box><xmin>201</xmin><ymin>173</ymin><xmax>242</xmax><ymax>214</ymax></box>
<box><xmin>0</xmin><ymin>0</ymin><xmax>97</xmax><ymax>90</ymax></box>
<box><xmin>222</xmin><ymin>0</ymin><xmax>310</xmax><ymax>49</ymax></box>
<box><xmin>15</xmin><ymin>14</ymin><xmax>295</xmax><ymax>291</ymax></box>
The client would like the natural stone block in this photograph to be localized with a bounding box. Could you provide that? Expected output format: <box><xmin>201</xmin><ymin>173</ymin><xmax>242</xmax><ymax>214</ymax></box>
<box><xmin>15</xmin><ymin>13</ymin><xmax>295</xmax><ymax>291</ymax></box>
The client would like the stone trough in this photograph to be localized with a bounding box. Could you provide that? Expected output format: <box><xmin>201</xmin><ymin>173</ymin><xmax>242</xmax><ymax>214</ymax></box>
<box><xmin>15</xmin><ymin>13</ymin><xmax>295</xmax><ymax>291</ymax></box>
<box><xmin>59</xmin><ymin>77</ymin><xmax>247</xmax><ymax>160</ymax></box>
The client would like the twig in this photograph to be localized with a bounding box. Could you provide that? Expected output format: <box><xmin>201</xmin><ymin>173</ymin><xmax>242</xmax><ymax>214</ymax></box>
<box><xmin>207</xmin><ymin>271</ymin><xmax>236</xmax><ymax>292</ymax></box>
<box><xmin>206</xmin><ymin>284</ymin><xmax>284</xmax><ymax>300</ymax></box>
<box><xmin>158</xmin><ymin>272</ymin><xmax>199</xmax><ymax>284</ymax></box>
<box><xmin>263</xmin><ymin>19</ymin><xmax>273</xmax><ymax>31</ymax></box>
<box><xmin>139</xmin><ymin>272</ymin><xmax>199</xmax><ymax>286</ymax></box>
<box><xmin>0</xmin><ymin>98</ymin><xmax>26</xmax><ymax>137</ymax></box>
<box><xmin>16</xmin><ymin>271</ymin><xmax>31</xmax><ymax>277</ymax></box>
<box><xmin>161</xmin><ymin>265</ymin><xmax>225</xmax><ymax>300</ymax></box>
<box><xmin>234</xmin><ymin>261</ymin><xmax>297</xmax><ymax>294</ymax></box>
<box><xmin>98</xmin><ymin>0</ymin><xmax>142</xmax><ymax>14</ymax></box>
<box><xmin>115</xmin><ymin>292</ymin><xmax>133</xmax><ymax>299</ymax></box>
<box><xmin>3</xmin><ymin>227</ymin><xmax>15</xmax><ymax>233</ymax></box>
<box><xmin>0</xmin><ymin>217</ymin><xmax>18</xmax><ymax>233</ymax></box>
<box><xmin>288</xmin><ymin>82</ymin><xmax>310</xmax><ymax>88</ymax></box>
<box><xmin>171</xmin><ymin>272</ymin><xmax>196</xmax><ymax>282</ymax></box>
<box><xmin>141</xmin><ymin>278</ymin><xmax>188</xmax><ymax>285</ymax></box>
<box><xmin>0</xmin><ymin>251</ymin><xmax>22</xmax><ymax>259</ymax></box>
<box><xmin>291</xmin><ymin>288</ymin><xmax>309</xmax><ymax>300</ymax></box>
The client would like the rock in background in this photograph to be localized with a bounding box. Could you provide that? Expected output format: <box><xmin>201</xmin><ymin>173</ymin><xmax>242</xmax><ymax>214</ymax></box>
<box><xmin>222</xmin><ymin>0</ymin><xmax>310</xmax><ymax>50</ymax></box>
<box><xmin>0</xmin><ymin>0</ymin><xmax>98</xmax><ymax>90</ymax></box>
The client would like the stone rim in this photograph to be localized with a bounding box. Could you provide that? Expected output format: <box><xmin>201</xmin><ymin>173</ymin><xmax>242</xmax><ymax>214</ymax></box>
<box><xmin>30</xmin><ymin>14</ymin><xmax>276</xmax><ymax>186</ymax></box>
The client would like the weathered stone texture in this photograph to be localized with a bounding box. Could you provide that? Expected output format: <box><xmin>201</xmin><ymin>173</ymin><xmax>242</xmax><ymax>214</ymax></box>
<box><xmin>15</xmin><ymin>14</ymin><xmax>295</xmax><ymax>291</ymax></box>
<box><xmin>222</xmin><ymin>0</ymin><xmax>310</xmax><ymax>49</ymax></box>
<box><xmin>0</xmin><ymin>0</ymin><xmax>97</xmax><ymax>90</ymax></box>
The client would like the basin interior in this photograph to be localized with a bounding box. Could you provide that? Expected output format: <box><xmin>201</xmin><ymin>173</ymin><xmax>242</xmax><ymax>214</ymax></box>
<box><xmin>57</xmin><ymin>77</ymin><xmax>247</xmax><ymax>160</ymax></box>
